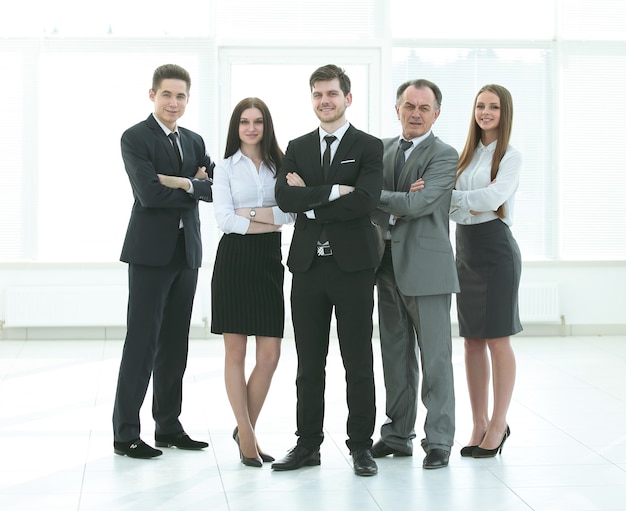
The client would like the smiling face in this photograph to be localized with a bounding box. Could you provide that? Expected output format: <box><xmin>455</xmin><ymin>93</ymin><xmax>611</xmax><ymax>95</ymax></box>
<box><xmin>238</xmin><ymin>107</ymin><xmax>264</xmax><ymax>148</ymax></box>
<box><xmin>396</xmin><ymin>85</ymin><xmax>440</xmax><ymax>140</ymax></box>
<box><xmin>311</xmin><ymin>78</ymin><xmax>352</xmax><ymax>132</ymax></box>
<box><xmin>474</xmin><ymin>90</ymin><xmax>501</xmax><ymax>143</ymax></box>
<box><xmin>149</xmin><ymin>78</ymin><xmax>189</xmax><ymax>131</ymax></box>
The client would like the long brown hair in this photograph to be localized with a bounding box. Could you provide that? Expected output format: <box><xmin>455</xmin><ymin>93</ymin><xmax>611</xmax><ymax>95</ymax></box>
<box><xmin>224</xmin><ymin>97</ymin><xmax>284</xmax><ymax>175</ymax></box>
<box><xmin>456</xmin><ymin>84</ymin><xmax>514</xmax><ymax>218</ymax></box>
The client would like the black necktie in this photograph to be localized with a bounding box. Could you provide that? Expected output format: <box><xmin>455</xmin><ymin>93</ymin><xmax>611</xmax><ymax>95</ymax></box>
<box><xmin>323</xmin><ymin>135</ymin><xmax>337</xmax><ymax>180</ymax></box>
<box><xmin>318</xmin><ymin>135</ymin><xmax>337</xmax><ymax>248</ymax></box>
<box><xmin>394</xmin><ymin>138</ymin><xmax>413</xmax><ymax>188</ymax></box>
<box><xmin>168</xmin><ymin>132</ymin><xmax>182</xmax><ymax>172</ymax></box>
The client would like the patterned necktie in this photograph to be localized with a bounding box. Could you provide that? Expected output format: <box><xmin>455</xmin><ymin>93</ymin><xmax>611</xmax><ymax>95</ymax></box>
<box><xmin>394</xmin><ymin>138</ymin><xmax>413</xmax><ymax>188</ymax></box>
<box><xmin>323</xmin><ymin>135</ymin><xmax>337</xmax><ymax>180</ymax></box>
<box><xmin>168</xmin><ymin>132</ymin><xmax>182</xmax><ymax>171</ymax></box>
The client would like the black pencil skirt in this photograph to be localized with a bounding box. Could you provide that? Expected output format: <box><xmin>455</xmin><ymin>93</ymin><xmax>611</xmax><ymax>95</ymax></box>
<box><xmin>211</xmin><ymin>231</ymin><xmax>285</xmax><ymax>338</ymax></box>
<box><xmin>455</xmin><ymin>219</ymin><xmax>523</xmax><ymax>339</ymax></box>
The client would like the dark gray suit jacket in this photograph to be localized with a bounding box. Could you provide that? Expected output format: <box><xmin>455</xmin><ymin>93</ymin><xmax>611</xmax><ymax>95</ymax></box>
<box><xmin>120</xmin><ymin>114</ymin><xmax>214</xmax><ymax>268</ymax></box>
<box><xmin>276</xmin><ymin>124</ymin><xmax>383</xmax><ymax>273</ymax></box>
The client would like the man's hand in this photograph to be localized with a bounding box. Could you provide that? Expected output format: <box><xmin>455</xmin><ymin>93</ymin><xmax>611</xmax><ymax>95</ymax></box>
<box><xmin>286</xmin><ymin>172</ymin><xmax>306</xmax><ymax>187</ymax></box>
<box><xmin>339</xmin><ymin>185</ymin><xmax>355</xmax><ymax>196</ymax></box>
<box><xmin>409</xmin><ymin>178</ymin><xmax>425</xmax><ymax>193</ymax></box>
<box><xmin>157</xmin><ymin>174</ymin><xmax>190</xmax><ymax>191</ymax></box>
<box><xmin>195</xmin><ymin>166</ymin><xmax>208</xmax><ymax>179</ymax></box>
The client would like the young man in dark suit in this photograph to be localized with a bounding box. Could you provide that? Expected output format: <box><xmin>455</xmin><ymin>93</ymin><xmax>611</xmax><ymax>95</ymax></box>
<box><xmin>272</xmin><ymin>64</ymin><xmax>383</xmax><ymax>476</ymax></box>
<box><xmin>112</xmin><ymin>64</ymin><xmax>214</xmax><ymax>458</ymax></box>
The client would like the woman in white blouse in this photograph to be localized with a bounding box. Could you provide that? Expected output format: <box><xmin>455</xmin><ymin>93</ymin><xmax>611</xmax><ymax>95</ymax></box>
<box><xmin>211</xmin><ymin>98</ymin><xmax>295</xmax><ymax>467</ymax></box>
<box><xmin>450</xmin><ymin>85</ymin><xmax>522</xmax><ymax>459</ymax></box>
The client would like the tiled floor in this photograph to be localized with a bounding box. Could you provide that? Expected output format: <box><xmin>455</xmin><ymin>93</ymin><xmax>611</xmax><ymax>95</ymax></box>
<box><xmin>1</xmin><ymin>334</ymin><xmax>626</xmax><ymax>510</ymax></box>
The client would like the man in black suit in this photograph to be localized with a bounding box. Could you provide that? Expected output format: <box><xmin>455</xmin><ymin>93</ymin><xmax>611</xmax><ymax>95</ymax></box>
<box><xmin>272</xmin><ymin>64</ymin><xmax>383</xmax><ymax>476</ymax></box>
<box><xmin>112</xmin><ymin>64</ymin><xmax>214</xmax><ymax>459</ymax></box>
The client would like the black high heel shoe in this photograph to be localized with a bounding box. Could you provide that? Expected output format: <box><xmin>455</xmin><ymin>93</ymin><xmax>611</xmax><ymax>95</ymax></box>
<box><xmin>233</xmin><ymin>427</ymin><xmax>274</xmax><ymax>462</ymax></box>
<box><xmin>472</xmin><ymin>426</ymin><xmax>511</xmax><ymax>458</ymax></box>
<box><xmin>232</xmin><ymin>426</ymin><xmax>264</xmax><ymax>467</ymax></box>
<box><xmin>460</xmin><ymin>431</ymin><xmax>487</xmax><ymax>457</ymax></box>
<box><xmin>460</xmin><ymin>445</ymin><xmax>479</xmax><ymax>457</ymax></box>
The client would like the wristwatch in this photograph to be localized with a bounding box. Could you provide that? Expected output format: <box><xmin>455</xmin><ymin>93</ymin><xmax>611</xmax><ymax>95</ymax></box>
<box><xmin>249</xmin><ymin>208</ymin><xmax>256</xmax><ymax>221</ymax></box>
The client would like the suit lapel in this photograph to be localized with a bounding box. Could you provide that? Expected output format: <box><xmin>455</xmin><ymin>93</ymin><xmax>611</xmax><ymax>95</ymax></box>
<box><xmin>383</xmin><ymin>139</ymin><xmax>396</xmax><ymax>190</ymax></box>
<box><xmin>398</xmin><ymin>133</ymin><xmax>435</xmax><ymax>188</ymax></box>
<box><xmin>302</xmin><ymin>130</ymin><xmax>325</xmax><ymax>185</ymax></box>
<box><xmin>146</xmin><ymin>115</ymin><xmax>184</xmax><ymax>176</ymax></box>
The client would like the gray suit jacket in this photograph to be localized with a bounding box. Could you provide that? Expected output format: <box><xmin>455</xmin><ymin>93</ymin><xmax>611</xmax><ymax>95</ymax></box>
<box><xmin>372</xmin><ymin>133</ymin><xmax>460</xmax><ymax>297</ymax></box>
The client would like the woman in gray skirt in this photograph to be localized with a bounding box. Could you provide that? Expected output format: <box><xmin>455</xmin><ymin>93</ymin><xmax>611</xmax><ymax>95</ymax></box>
<box><xmin>450</xmin><ymin>84</ymin><xmax>522</xmax><ymax>459</ymax></box>
<box><xmin>211</xmin><ymin>98</ymin><xmax>294</xmax><ymax>467</ymax></box>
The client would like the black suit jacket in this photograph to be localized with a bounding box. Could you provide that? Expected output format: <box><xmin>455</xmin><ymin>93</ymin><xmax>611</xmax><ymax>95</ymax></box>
<box><xmin>275</xmin><ymin>124</ymin><xmax>383</xmax><ymax>273</ymax></box>
<box><xmin>120</xmin><ymin>115</ymin><xmax>214</xmax><ymax>268</ymax></box>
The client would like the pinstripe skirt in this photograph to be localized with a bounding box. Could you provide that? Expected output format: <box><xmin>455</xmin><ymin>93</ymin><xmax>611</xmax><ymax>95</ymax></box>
<box><xmin>455</xmin><ymin>219</ymin><xmax>523</xmax><ymax>339</ymax></box>
<box><xmin>211</xmin><ymin>231</ymin><xmax>285</xmax><ymax>338</ymax></box>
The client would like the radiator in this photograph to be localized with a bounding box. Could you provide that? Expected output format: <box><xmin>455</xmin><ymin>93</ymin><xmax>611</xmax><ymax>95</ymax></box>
<box><xmin>3</xmin><ymin>283</ymin><xmax>558</xmax><ymax>328</ymax></box>
<box><xmin>3</xmin><ymin>286</ymin><xmax>205</xmax><ymax>328</ymax></box>
<box><xmin>518</xmin><ymin>282</ymin><xmax>561</xmax><ymax>323</ymax></box>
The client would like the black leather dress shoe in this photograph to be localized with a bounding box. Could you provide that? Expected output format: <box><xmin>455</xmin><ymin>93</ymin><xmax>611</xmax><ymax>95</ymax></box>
<box><xmin>114</xmin><ymin>439</ymin><xmax>162</xmax><ymax>459</ymax></box>
<box><xmin>155</xmin><ymin>432</ymin><xmax>208</xmax><ymax>450</ymax></box>
<box><xmin>271</xmin><ymin>445</ymin><xmax>321</xmax><ymax>471</ymax></box>
<box><xmin>351</xmin><ymin>449</ymin><xmax>378</xmax><ymax>476</ymax></box>
<box><xmin>371</xmin><ymin>439</ymin><xmax>411</xmax><ymax>458</ymax></box>
<box><xmin>423</xmin><ymin>448</ymin><xmax>450</xmax><ymax>469</ymax></box>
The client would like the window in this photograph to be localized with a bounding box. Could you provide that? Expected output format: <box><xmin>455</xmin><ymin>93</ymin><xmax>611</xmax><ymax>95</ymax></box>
<box><xmin>1</xmin><ymin>0</ymin><xmax>625</xmax><ymax>262</ymax></box>
<box><xmin>390</xmin><ymin>46</ymin><xmax>554</xmax><ymax>260</ymax></box>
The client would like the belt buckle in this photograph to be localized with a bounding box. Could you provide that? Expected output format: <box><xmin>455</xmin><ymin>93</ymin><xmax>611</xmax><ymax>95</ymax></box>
<box><xmin>317</xmin><ymin>245</ymin><xmax>333</xmax><ymax>257</ymax></box>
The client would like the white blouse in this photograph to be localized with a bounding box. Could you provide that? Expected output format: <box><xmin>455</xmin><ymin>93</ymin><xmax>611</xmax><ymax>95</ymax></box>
<box><xmin>213</xmin><ymin>150</ymin><xmax>295</xmax><ymax>235</ymax></box>
<box><xmin>450</xmin><ymin>140</ymin><xmax>522</xmax><ymax>227</ymax></box>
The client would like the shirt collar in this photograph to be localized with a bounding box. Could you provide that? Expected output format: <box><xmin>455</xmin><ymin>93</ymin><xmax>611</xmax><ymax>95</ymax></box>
<box><xmin>232</xmin><ymin>149</ymin><xmax>271</xmax><ymax>172</ymax></box>
<box><xmin>319</xmin><ymin>121</ymin><xmax>350</xmax><ymax>143</ymax></box>
<box><xmin>152</xmin><ymin>113</ymin><xmax>178</xmax><ymax>136</ymax></box>
<box><xmin>402</xmin><ymin>130</ymin><xmax>431</xmax><ymax>149</ymax></box>
<box><xmin>479</xmin><ymin>139</ymin><xmax>497</xmax><ymax>152</ymax></box>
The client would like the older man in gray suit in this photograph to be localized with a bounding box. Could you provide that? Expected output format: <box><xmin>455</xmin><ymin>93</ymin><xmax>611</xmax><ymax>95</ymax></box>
<box><xmin>371</xmin><ymin>79</ymin><xmax>459</xmax><ymax>469</ymax></box>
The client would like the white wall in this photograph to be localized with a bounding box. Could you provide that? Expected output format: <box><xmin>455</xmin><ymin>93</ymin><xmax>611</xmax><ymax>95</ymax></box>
<box><xmin>1</xmin><ymin>260</ymin><xmax>624</xmax><ymax>340</ymax></box>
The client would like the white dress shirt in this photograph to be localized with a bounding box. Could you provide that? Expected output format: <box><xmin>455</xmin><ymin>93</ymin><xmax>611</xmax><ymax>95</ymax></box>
<box><xmin>450</xmin><ymin>141</ymin><xmax>522</xmax><ymax>227</ymax></box>
<box><xmin>213</xmin><ymin>149</ymin><xmax>295</xmax><ymax>235</ymax></box>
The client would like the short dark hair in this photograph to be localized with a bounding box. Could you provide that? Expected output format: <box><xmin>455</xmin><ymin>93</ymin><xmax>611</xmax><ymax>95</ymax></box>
<box><xmin>152</xmin><ymin>64</ymin><xmax>191</xmax><ymax>93</ymax></box>
<box><xmin>396</xmin><ymin>79</ymin><xmax>442</xmax><ymax>110</ymax></box>
<box><xmin>309</xmin><ymin>64</ymin><xmax>351</xmax><ymax>96</ymax></box>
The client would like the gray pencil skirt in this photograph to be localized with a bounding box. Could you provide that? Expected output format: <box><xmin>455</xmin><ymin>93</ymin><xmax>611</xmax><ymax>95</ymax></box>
<box><xmin>455</xmin><ymin>219</ymin><xmax>522</xmax><ymax>339</ymax></box>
